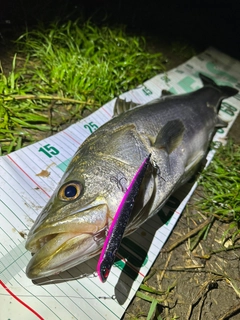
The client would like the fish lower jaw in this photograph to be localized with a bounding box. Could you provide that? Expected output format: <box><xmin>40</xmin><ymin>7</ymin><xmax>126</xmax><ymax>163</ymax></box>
<box><xmin>25</xmin><ymin>223</ymin><xmax>105</xmax><ymax>254</ymax></box>
<box><xmin>25</xmin><ymin>232</ymin><xmax>104</xmax><ymax>279</ymax></box>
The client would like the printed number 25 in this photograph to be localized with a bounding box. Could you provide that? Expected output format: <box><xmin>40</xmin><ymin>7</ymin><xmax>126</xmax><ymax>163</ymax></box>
<box><xmin>84</xmin><ymin>122</ymin><xmax>98</xmax><ymax>133</ymax></box>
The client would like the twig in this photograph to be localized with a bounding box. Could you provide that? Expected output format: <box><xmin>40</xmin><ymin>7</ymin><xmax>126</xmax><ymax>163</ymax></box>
<box><xmin>218</xmin><ymin>303</ymin><xmax>240</xmax><ymax>320</ymax></box>
<box><xmin>143</xmin><ymin>268</ymin><xmax>157</xmax><ymax>283</ymax></box>
<box><xmin>1</xmin><ymin>94</ymin><xmax>99</xmax><ymax>106</ymax></box>
<box><xmin>209</xmin><ymin>244</ymin><xmax>240</xmax><ymax>256</ymax></box>
<box><xmin>186</xmin><ymin>280</ymin><xmax>218</xmax><ymax>320</ymax></box>
<box><xmin>167</xmin><ymin>217</ymin><xmax>213</xmax><ymax>252</ymax></box>
<box><xmin>157</xmin><ymin>250</ymin><xmax>173</xmax><ymax>287</ymax></box>
<box><xmin>48</xmin><ymin>100</ymin><xmax>55</xmax><ymax>135</ymax></box>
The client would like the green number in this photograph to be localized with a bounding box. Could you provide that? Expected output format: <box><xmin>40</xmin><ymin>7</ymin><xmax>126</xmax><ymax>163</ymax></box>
<box><xmin>220</xmin><ymin>102</ymin><xmax>237</xmax><ymax>117</ymax></box>
<box><xmin>197</xmin><ymin>56</ymin><xmax>204</xmax><ymax>62</ymax></box>
<box><xmin>142</xmin><ymin>87</ymin><xmax>153</xmax><ymax>96</ymax></box>
<box><xmin>186</xmin><ymin>64</ymin><xmax>193</xmax><ymax>69</ymax></box>
<box><xmin>176</xmin><ymin>69</ymin><xmax>184</xmax><ymax>74</ymax></box>
<box><xmin>84</xmin><ymin>122</ymin><xmax>98</xmax><ymax>133</ymax></box>
<box><xmin>39</xmin><ymin>144</ymin><xmax>60</xmax><ymax>158</ymax></box>
<box><xmin>217</xmin><ymin>128</ymin><xmax>224</xmax><ymax>134</ymax></box>
<box><xmin>161</xmin><ymin>74</ymin><xmax>171</xmax><ymax>83</ymax></box>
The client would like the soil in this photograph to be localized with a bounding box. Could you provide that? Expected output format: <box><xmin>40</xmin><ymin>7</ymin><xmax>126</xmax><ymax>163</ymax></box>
<box><xmin>1</xmin><ymin>16</ymin><xmax>240</xmax><ymax>320</ymax></box>
<box><xmin>123</xmin><ymin>201</ymin><xmax>240</xmax><ymax>320</ymax></box>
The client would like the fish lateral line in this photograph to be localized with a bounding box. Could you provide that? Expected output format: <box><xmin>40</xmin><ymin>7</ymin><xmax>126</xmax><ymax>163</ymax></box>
<box><xmin>97</xmin><ymin>154</ymin><xmax>151</xmax><ymax>283</ymax></box>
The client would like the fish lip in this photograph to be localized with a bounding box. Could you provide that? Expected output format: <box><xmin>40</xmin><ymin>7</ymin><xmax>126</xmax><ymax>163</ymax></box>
<box><xmin>25</xmin><ymin>203</ymin><xmax>108</xmax><ymax>253</ymax></box>
<box><xmin>25</xmin><ymin>203</ymin><xmax>109</xmax><ymax>279</ymax></box>
<box><xmin>26</xmin><ymin>233</ymin><xmax>103</xmax><ymax>279</ymax></box>
<box><xmin>25</xmin><ymin>223</ymin><xmax>98</xmax><ymax>253</ymax></box>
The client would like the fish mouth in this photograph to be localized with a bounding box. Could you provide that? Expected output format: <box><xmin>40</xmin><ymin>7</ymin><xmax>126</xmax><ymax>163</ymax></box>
<box><xmin>25</xmin><ymin>204</ymin><xmax>108</xmax><ymax>279</ymax></box>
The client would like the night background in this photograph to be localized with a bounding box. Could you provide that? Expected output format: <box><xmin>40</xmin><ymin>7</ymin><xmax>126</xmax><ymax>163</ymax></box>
<box><xmin>1</xmin><ymin>0</ymin><xmax>239</xmax><ymax>58</ymax></box>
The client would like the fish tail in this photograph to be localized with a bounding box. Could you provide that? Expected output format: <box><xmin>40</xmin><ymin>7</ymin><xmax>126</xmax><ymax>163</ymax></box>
<box><xmin>199</xmin><ymin>73</ymin><xmax>238</xmax><ymax>100</ymax></box>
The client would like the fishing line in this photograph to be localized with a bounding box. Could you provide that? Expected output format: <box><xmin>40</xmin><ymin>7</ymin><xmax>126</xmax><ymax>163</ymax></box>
<box><xmin>32</xmin><ymin>271</ymin><xmax>98</xmax><ymax>285</ymax></box>
<box><xmin>110</xmin><ymin>174</ymin><xmax>128</xmax><ymax>192</ymax></box>
<box><xmin>98</xmin><ymin>295</ymin><xmax>116</xmax><ymax>300</ymax></box>
<box><xmin>0</xmin><ymin>292</ymin><xmax>116</xmax><ymax>300</ymax></box>
<box><xmin>93</xmin><ymin>226</ymin><xmax>108</xmax><ymax>243</ymax></box>
<box><xmin>152</xmin><ymin>158</ymin><xmax>166</xmax><ymax>181</ymax></box>
<box><xmin>0</xmin><ymin>273</ymin><xmax>117</xmax><ymax>301</ymax></box>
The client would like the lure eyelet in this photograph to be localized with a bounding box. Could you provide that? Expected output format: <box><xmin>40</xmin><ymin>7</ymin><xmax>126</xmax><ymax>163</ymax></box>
<box><xmin>58</xmin><ymin>181</ymin><xmax>83</xmax><ymax>201</ymax></box>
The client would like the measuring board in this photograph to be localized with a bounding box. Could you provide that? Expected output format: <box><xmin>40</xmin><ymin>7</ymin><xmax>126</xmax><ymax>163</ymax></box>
<box><xmin>0</xmin><ymin>47</ymin><xmax>240</xmax><ymax>320</ymax></box>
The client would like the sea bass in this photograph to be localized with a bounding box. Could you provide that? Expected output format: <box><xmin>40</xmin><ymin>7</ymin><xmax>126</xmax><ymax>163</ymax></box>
<box><xmin>25</xmin><ymin>74</ymin><xmax>238</xmax><ymax>279</ymax></box>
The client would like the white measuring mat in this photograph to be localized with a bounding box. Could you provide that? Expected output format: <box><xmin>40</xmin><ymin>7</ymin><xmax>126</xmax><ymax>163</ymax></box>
<box><xmin>0</xmin><ymin>47</ymin><xmax>240</xmax><ymax>320</ymax></box>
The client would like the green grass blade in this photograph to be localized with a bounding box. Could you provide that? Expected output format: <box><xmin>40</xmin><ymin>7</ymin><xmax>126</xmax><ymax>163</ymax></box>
<box><xmin>147</xmin><ymin>299</ymin><xmax>158</xmax><ymax>320</ymax></box>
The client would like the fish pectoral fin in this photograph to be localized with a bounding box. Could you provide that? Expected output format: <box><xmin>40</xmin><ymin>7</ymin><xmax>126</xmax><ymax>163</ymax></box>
<box><xmin>215</xmin><ymin>116</ymin><xmax>228</xmax><ymax>128</ymax></box>
<box><xmin>154</xmin><ymin>119</ymin><xmax>185</xmax><ymax>154</ymax></box>
<box><xmin>113</xmin><ymin>97</ymin><xmax>140</xmax><ymax>116</ymax></box>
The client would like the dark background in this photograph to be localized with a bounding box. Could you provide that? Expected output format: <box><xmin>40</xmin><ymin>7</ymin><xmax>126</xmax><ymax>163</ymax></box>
<box><xmin>1</xmin><ymin>0</ymin><xmax>239</xmax><ymax>58</ymax></box>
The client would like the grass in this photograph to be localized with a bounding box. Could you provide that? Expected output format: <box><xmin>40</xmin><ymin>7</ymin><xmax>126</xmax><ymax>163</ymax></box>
<box><xmin>167</xmin><ymin>140</ymin><xmax>240</xmax><ymax>255</ymax></box>
<box><xmin>127</xmin><ymin>281</ymin><xmax>177</xmax><ymax>320</ymax></box>
<box><xmin>197</xmin><ymin>140</ymin><xmax>240</xmax><ymax>242</ymax></box>
<box><xmin>0</xmin><ymin>19</ymin><xmax>165</xmax><ymax>154</ymax></box>
<box><xmin>167</xmin><ymin>139</ymin><xmax>240</xmax><ymax>253</ymax></box>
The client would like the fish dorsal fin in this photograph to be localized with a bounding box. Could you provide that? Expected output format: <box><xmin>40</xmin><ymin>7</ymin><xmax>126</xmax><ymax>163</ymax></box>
<box><xmin>154</xmin><ymin>119</ymin><xmax>185</xmax><ymax>154</ymax></box>
<box><xmin>215</xmin><ymin>116</ymin><xmax>228</xmax><ymax>128</ymax></box>
<box><xmin>199</xmin><ymin>73</ymin><xmax>217</xmax><ymax>87</ymax></box>
<box><xmin>199</xmin><ymin>73</ymin><xmax>238</xmax><ymax>101</ymax></box>
<box><xmin>161</xmin><ymin>89</ymin><xmax>173</xmax><ymax>97</ymax></box>
<box><xmin>113</xmin><ymin>97</ymin><xmax>140</xmax><ymax>117</ymax></box>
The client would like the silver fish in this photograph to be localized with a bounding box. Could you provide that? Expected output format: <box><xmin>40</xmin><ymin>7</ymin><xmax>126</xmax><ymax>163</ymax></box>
<box><xmin>25</xmin><ymin>74</ymin><xmax>238</xmax><ymax>279</ymax></box>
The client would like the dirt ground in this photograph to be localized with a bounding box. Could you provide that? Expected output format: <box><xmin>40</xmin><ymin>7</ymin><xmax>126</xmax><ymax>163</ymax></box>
<box><xmin>123</xmin><ymin>196</ymin><xmax>240</xmax><ymax>320</ymax></box>
<box><xmin>1</xmin><ymin>26</ymin><xmax>240</xmax><ymax>320</ymax></box>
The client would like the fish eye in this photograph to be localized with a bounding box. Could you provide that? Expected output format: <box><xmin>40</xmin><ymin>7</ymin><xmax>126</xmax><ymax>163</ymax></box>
<box><xmin>58</xmin><ymin>181</ymin><xmax>83</xmax><ymax>201</ymax></box>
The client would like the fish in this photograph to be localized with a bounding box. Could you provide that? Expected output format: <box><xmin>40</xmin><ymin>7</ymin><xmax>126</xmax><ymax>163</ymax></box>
<box><xmin>25</xmin><ymin>73</ymin><xmax>238</xmax><ymax>279</ymax></box>
<box><xmin>97</xmin><ymin>154</ymin><xmax>151</xmax><ymax>283</ymax></box>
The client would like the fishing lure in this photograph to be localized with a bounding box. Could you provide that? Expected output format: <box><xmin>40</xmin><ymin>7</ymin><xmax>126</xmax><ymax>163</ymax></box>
<box><xmin>97</xmin><ymin>154</ymin><xmax>151</xmax><ymax>282</ymax></box>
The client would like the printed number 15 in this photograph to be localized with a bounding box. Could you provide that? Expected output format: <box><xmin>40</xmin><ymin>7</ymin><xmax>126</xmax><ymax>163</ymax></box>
<box><xmin>39</xmin><ymin>144</ymin><xmax>60</xmax><ymax>158</ymax></box>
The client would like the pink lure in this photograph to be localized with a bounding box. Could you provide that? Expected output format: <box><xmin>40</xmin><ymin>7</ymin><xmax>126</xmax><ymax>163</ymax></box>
<box><xmin>97</xmin><ymin>154</ymin><xmax>151</xmax><ymax>282</ymax></box>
